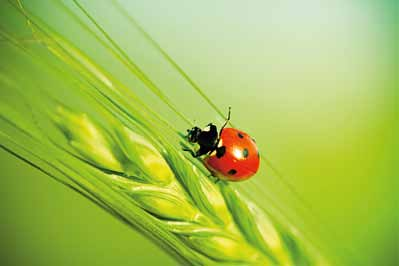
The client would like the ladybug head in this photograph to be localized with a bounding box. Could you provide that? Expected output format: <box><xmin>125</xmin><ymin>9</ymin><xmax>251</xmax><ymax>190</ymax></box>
<box><xmin>186</xmin><ymin>126</ymin><xmax>202</xmax><ymax>143</ymax></box>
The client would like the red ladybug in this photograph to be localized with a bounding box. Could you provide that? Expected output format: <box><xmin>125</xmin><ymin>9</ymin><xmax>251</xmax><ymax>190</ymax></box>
<box><xmin>185</xmin><ymin>108</ymin><xmax>260</xmax><ymax>181</ymax></box>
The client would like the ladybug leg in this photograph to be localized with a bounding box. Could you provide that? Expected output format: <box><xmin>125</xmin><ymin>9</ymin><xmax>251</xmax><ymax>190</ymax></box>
<box><xmin>183</xmin><ymin>147</ymin><xmax>208</xmax><ymax>158</ymax></box>
<box><xmin>182</xmin><ymin>148</ymin><xmax>198</xmax><ymax>157</ymax></box>
<box><xmin>195</xmin><ymin>145</ymin><xmax>213</xmax><ymax>157</ymax></box>
<box><xmin>206</xmin><ymin>173</ymin><xmax>220</xmax><ymax>183</ymax></box>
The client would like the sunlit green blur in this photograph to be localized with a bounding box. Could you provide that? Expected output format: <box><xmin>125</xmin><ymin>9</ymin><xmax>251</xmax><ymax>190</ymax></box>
<box><xmin>0</xmin><ymin>0</ymin><xmax>397</xmax><ymax>265</ymax></box>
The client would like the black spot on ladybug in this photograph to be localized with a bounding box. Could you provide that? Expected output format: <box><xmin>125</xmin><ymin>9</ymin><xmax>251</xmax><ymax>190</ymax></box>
<box><xmin>242</xmin><ymin>148</ymin><xmax>249</xmax><ymax>158</ymax></box>
<box><xmin>228</xmin><ymin>169</ymin><xmax>237</xmax><ymax>175</ymax></box>
<box><xmin>216</xmin><ymin>146</ymin><xmax>226</xmax><ymax>158</ymax></box>
<box><xmin>237</xmin><ymin>133</ymin><xmax>244</xmax><ymax>138</ymax></box>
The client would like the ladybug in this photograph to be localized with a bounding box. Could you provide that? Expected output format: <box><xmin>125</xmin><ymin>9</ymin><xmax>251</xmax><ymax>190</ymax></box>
<box><xmin>184</xmin><ymin>107</ymin><xmax>260</xmax><ymax>181</ymax></box>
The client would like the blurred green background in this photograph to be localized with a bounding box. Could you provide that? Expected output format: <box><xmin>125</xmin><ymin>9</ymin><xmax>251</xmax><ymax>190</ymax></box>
<box><xmin>0</xmin><ymin>0</ymin><xmax>397</xmax><ymax>265</ymax></box>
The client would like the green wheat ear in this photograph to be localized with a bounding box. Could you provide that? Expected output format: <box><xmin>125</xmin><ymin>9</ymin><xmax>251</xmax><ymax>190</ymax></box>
<box><xmin>0</xmin><ymin>1</ymin><xmax>329</xmax><ymax>265</ymax></box>
<box><xmin>48</xmin><ymin>105</ymin><xmax>314</xmax><ymax>265</ymax></box>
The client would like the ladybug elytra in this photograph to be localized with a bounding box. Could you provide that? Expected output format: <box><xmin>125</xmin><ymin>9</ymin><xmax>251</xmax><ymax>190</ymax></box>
<box><xmin>185</xmin><ymin>108</ymin><xmax>260</xmax><ymax>181</ymax></box>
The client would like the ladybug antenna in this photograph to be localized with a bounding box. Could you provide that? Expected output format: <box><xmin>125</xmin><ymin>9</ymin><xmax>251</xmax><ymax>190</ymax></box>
<box><xmin>219</xmin><ymin>107</ymin><xmax>231</xmax><ymax>135</ymax></box>
<box><xmin>227</xmin><ymin>106</ymin><xmax>231</xmax><ymax>120</ymax></box>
